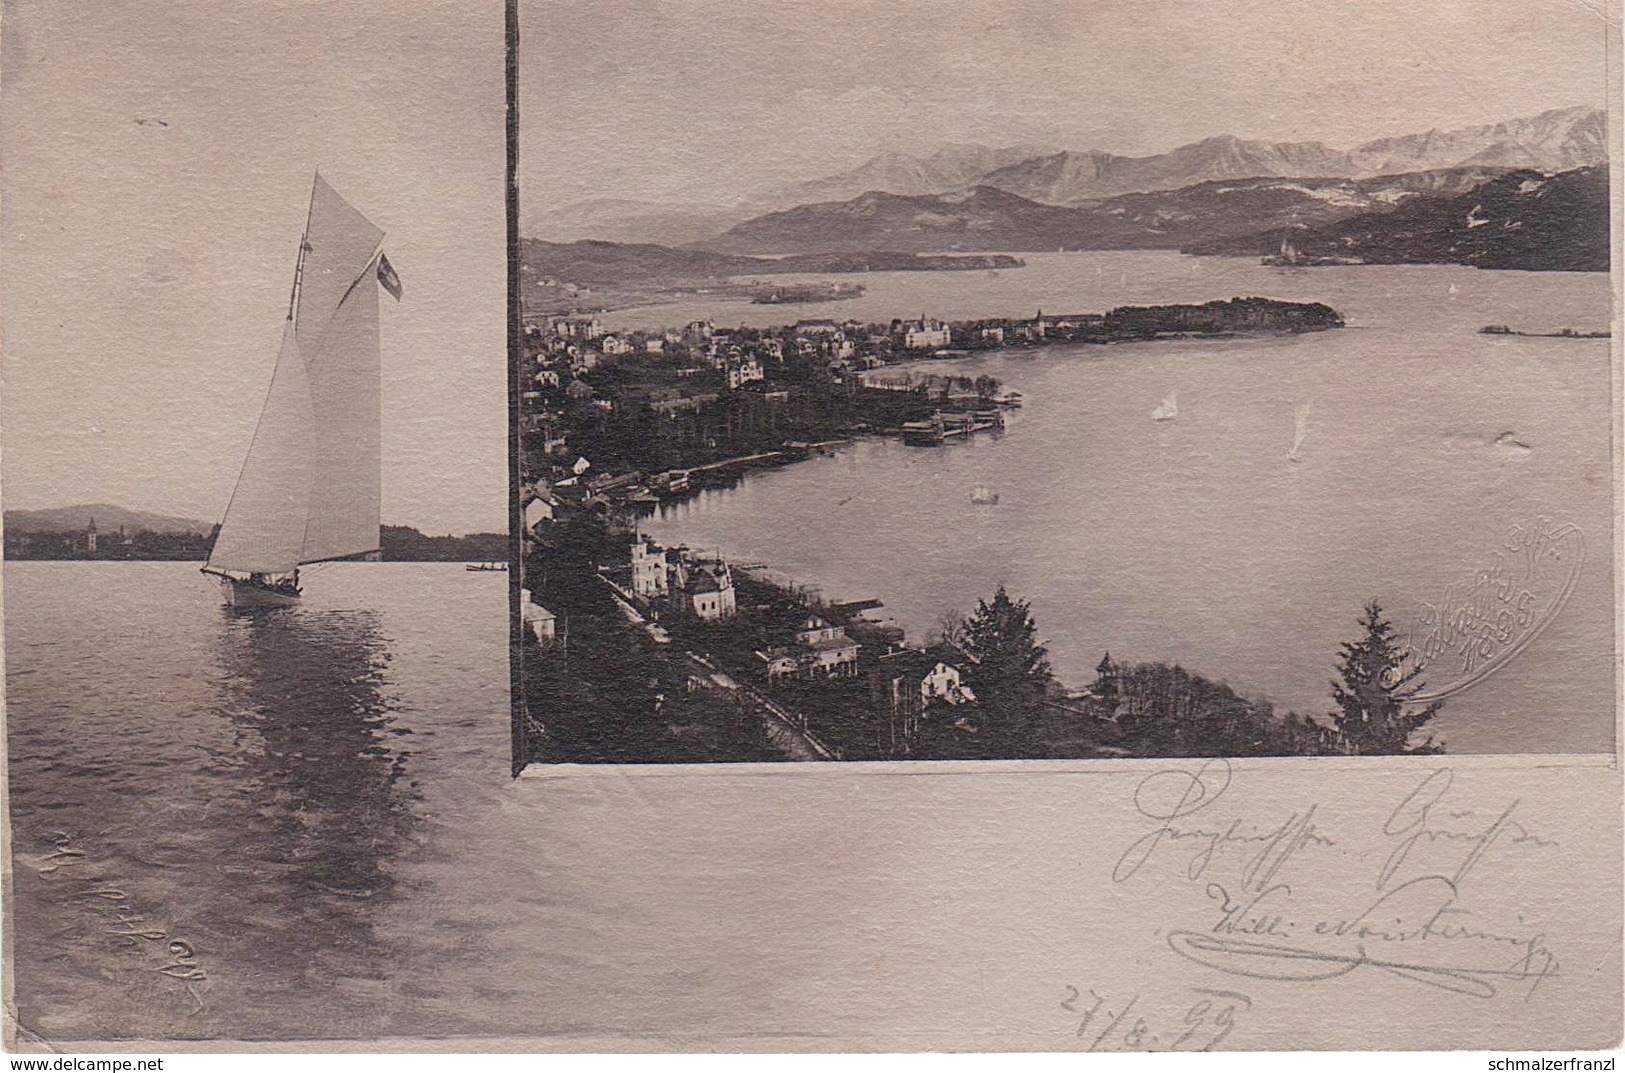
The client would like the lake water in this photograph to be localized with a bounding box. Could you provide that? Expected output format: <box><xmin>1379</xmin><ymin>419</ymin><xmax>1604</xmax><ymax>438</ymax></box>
<box><xmin>635</xmin><ymin>252</ymin><xmax>1616</xmax><ymax>755</ymax></box>
<box><xmin>5</xmin><ymin>561</ymin><xmax>1092</xmax><ymax>1047</ymax></box>
<box><xmin>4</xmin><ymin>562</ymin><xmax>513</xmax><ymax>1041</ymax></box>
<box><xmin>7</xmin><ymin>562</ymin><xmax>1610</xmax><ymax>1047</ymax></box>
<box><xmin>1</xmin><ymin>279</ymin><xmax>1615</xmax><ymax>1047</ymax></box>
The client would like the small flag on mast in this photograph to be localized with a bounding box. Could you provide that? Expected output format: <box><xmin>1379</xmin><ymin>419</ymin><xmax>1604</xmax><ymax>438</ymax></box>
<box><xmin>377</xmin><ymin>252</ymin><xmax>403</xmax><ymax>301</ymax></box>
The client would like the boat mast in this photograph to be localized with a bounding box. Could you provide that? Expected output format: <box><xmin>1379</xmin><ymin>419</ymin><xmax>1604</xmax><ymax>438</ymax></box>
<box><xmin>206</xmin><ymin>177</ymin><xmax>319</xmax><ymax>581</ymax></box>
<box><xmin>287</xmin><ymin>173</ymin><xmax>319</xmax><ymax>327</ymax></box>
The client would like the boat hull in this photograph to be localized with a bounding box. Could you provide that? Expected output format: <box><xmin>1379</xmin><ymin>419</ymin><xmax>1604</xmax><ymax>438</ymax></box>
<box><xmin>220</xmin><ymin>577</ymin><xmax>302</xmax><ymax>608</ymax></box>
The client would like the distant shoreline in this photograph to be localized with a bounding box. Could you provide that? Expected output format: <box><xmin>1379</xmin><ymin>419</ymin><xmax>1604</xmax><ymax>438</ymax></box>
<box><xmin>3</xmin><ymin>523</ymin><xmax>507</xmax><ymax>563</ymax></box>
<box><xmin>522</xmin><ymin>242</ymin><xmax>1026</xmax><ymax>317</ymax></box>
<box><xmin>1479</xmin><ymin>324</ymin><xmax>1610</xmax><ymax>339</ymax></box>
<box><xmin>1</xmin><ymin>557</ymin><xmax>510</xmax><ymax>564</ymax></box>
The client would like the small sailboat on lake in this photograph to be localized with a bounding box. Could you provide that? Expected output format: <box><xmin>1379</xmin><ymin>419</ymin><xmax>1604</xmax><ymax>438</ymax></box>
<box><xmin>1151</xmin><ymin>390</ymin><xmax>1178</xmax><ymax>422</ymax></box>
<box><xmin>1288</xmin><ymin>401</ymin><xmax>1312</xmax><ymax>463</ymax></box>
<box><xmin>202</xmin><ymin>173</ymin><xmax>403</xmax><ymax>608</ymax></box>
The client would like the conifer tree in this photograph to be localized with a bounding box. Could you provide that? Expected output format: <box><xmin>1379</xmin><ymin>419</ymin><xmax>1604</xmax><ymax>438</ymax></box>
<box><xmin>958</xmin><ymin>587</ymin><xmax>1053</xmax><ymax>725</ymax></box>
<box><xmin>1330</xmin><ymin>599</ymin><xmax>1443</xmax><ymax>754</ymax></box>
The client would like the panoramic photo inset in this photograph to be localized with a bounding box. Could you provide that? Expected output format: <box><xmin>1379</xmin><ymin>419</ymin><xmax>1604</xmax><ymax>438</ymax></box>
<box><xmin>515</xmin><ymin>0</ymin><xmax>1613</xmax><ymax>766</ymax></box>
<box><xmin>2</xmin><ymin>1</ymin><xmax>509</xmax><ymax>1043</ymax></box>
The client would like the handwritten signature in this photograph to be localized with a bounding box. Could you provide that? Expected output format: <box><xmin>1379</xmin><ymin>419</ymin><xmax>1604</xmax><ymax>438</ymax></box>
<box><xmin>1168</xmin><ymin>924</ymin><xmax>1555</xmax><ymax>1000</ymax></box>
<box><xmin>1179</xmin><ymin>871</ymin><xmax>1558</xmax><ymax>998</ymax></box>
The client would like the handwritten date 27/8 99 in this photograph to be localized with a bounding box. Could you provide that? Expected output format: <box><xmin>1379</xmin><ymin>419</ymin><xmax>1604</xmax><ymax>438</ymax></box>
<box><xmin>1061</xmin><ymin>984</ymin><xmax>1251</xmax><ymax>1051</ymax></box>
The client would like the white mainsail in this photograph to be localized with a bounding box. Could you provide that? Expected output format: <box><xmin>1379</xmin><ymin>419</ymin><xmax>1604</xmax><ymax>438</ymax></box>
<box><xmin>207</xmin><ymin>174</ymin><xmax>389</xmax><ymax>576</ymax></box>
<box><xmin>206</xmin><ymin>324</ymin><xmax>317</xmax><ymax>573</ymax></box>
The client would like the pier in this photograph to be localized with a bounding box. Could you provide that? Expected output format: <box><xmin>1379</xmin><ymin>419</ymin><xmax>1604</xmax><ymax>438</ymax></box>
<box><xmin>899</xmin><ymin>410</ymin><xmax>1004</xmax><ymax>446</ymax></box>
<box><xmin>671</xmin><ymin>451</ymin><xmax>784</xmax><ymax>479</ymax></box>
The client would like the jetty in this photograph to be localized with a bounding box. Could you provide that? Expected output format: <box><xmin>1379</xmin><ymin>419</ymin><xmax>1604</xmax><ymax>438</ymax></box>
<box><xmin>672</xmin><ymin>451</ymin><xmax>783</xmax><ymax>479</ymax></box>
<box><xmin>900</xmin><ymin>410</ymin><xmax>1004</xmax><ymax>446</ymax></box>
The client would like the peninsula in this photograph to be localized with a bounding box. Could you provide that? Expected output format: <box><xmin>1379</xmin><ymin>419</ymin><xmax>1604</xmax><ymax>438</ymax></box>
<box><xmin>519</xmin><ymin>296</ymin><xmax>1341</xmax><ymax>512</ymax></box>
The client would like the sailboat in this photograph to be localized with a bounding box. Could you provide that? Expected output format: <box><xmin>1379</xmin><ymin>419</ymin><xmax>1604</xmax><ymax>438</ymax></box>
<box><xmin>1288</xmin><ymin>401</ymin><xmax>1312</xmax><ymax>462</ymax></box>
<box><xmin>1151</xmin><ymin>390</ymin><xmax>1178</xmax><ymax>422</ymax></box>
<box><xmin>202</xmin><ymin>173</ymin><xmax>402</xmax><ymax>608</ymax></box>
<box><xmin>1262</xmin><ymin>232</ymin><xmax>1303</xmax><ymax>267</ymax></box>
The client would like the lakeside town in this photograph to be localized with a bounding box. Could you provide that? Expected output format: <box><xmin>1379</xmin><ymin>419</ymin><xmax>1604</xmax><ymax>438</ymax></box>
<box><xmin>515</xmin><ymin>296</ymin><xmax>1447</xmax><ymax>764</ymax></box>
<box><xmin>518</xmin><ymin>296</ymin><xmax>1341</xmax><ymax>478</ymax></box>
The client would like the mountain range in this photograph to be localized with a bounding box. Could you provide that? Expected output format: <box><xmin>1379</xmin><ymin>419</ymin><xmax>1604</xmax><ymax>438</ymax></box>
<box><xmin>527</xmin><ymin>162</ymin><xmax>1607</xmax><ymax>286</ymax></box>
<box><xmin>704</xmin><ymin>167</ymin><xmax>1516</xmax><ymax>255</ymax></box>
<box><xmin>771</xmin><ymin>143</ymin><xmax>1049</xmax><ymax>207</ymax></box>
<box><xmin>1189</xmin><ymin>166</ymin><xmax>1610</xmax><ymax>271</ymax></box>
<box><xmin>523</xmin><ymin>198</ymin><xmax>759</xmax><ymax>249</ymax></box>
<box><xmin>526</xmin><ymin>106</ymin><xmax>1606</xmax><ymax>246</ymax></box>
<box><xmin>3</xmin><ymin>503</ymin><xmax>209</xmax><ymax>535</ymax></box>
<box><xmin>975</xmin><ymin>106</ymin><xmax>1605</xmax><ymax>205</ymax></box>
<box><xmin>523</xmin><ymin>145</ymin><xmax>1049</xmax><ymax>246</ymax></box>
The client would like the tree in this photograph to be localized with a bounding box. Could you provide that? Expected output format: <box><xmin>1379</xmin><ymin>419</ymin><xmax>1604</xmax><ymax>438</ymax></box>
<box><xmin>1110</xmin><ymin>661</ymin><xmax>1271</xmax><ymax>758</ymax></box>
<box><xmin>956</xmin><ymin>587</ymin><xmax>1053</xmax><ymax>728</ymax></box>
<box><xmin>1330</xmin><ymin>599</ymin><xmax>1443</xmax><ymax>755</ymax></box>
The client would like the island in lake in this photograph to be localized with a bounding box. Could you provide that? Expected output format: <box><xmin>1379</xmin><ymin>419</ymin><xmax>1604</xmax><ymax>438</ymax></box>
<box><xmin>1480</xmin><ymin>324</ymin><xmax>1610</xmax><ymax>339</ymax></box>
<box><xmin>751</xmin><ymin>281</ymin><xmax>865</xmax><ymax>304</ymax></box>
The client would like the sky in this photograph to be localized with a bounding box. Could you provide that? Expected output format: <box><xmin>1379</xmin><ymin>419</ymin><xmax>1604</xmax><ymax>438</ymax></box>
<box><xmin>1</xmin><ymin>0</ymin><xmax>1612</xmax><ymax>532</ymax></box>
<box><xmin>2</xmin><ymin>0</ymin><xmax>508</xmax><ymax>535</ymax></box>
<box><xmin>520</xmin><ymin>0</ymin><xmax>1616</xmax><ymax>206</ymax></box>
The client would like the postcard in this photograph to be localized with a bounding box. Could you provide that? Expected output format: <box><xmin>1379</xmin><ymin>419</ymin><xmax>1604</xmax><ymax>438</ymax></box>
<box><xmin>2</xmin><ymin>0</ymin><xmax>1620</xmax><ymax>1056</ymax></box>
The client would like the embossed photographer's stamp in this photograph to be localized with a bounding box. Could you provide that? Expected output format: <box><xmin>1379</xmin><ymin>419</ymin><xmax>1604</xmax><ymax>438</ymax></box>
<box><xmin>1406</xmin><ymin>518</ymin><xmax>1587</xmax><ymax>701</ymax></box>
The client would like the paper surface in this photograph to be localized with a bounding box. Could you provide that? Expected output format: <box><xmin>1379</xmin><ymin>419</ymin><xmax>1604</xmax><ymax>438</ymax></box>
<box><xmin>2</xmin><ymin>0</ymin><xmax>1622</xmax><ymax>1056</ymax></box>
<box><xmin>501</xmin><ymin>757</ymin><xmax>1621</xmax><ymax>1051</ymax></box>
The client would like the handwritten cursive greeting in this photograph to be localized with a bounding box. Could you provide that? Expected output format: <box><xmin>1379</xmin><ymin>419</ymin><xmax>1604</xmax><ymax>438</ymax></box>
<box><xmin>1112</xmin><ymin>762</ymin><xmax>1560</xmax><ymax>1000</ymax></box>
<box><xmin>1111</xmin><ymin>760</ymin><xmax>1333</xmax><ymax>886</ymax></box>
